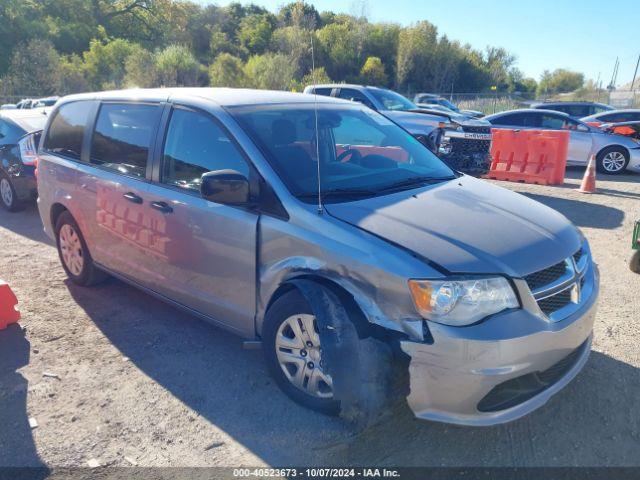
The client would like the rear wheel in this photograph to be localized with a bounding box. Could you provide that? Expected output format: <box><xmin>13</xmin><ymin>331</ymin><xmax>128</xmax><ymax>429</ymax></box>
<box><xmin>263</xmin><ymin>290</ymin><xmax>340</xmax><ymax>415</ymax></box>
<box><xmin>596</xmin><ymin>146</ymin><xmax>629</xmax><ymax>174</ymax></box>
<box><xmin>55</xmin><ymin>210</ymin><xmax>108</xmax><ymax>286</ymax></box>
<box><xmin>0</xmin><ymin>174</ymin><xmax>24</xmax><ymax>212</ymax></box>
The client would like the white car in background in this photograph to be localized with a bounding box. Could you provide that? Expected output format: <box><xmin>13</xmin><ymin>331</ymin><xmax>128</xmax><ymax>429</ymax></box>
<box><xmin>485</xmin><ymin>109</ymin><xmax>640</xmax><ymax>174</ymax></box>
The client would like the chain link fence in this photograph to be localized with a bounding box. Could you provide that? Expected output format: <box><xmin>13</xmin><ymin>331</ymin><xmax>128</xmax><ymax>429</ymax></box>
<box><xmin>3</xmin><ymin>90</ymin><xmax>639</xmax><ymax>113</ymax></box>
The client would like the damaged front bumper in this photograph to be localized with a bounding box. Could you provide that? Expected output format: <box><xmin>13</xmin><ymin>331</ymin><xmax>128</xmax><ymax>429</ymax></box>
<box><xmin>400</xmin><ymin>268</ymin><xmax>599</xmax><ymax>426</ymax></box>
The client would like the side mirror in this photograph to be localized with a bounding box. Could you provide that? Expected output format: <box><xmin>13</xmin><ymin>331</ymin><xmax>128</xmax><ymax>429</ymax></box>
<box><xmin>576</xmin><ymin>124</ymin><xmax>590</xmax><ymax>133</ymax></box>
<box><xmin>200</xmin><ymin>169</ymin><xmax>250</xmax><ymax>206</ymax></box>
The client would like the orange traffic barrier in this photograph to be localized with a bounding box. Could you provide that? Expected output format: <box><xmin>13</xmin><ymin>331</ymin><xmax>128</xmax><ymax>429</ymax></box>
<box><xmin>484</xmin><ymin>128</ymin><xmax>569</xmax><ymax>185</ymax></box>
<box><xmin>0</xmin><ymin>279</ymin><xmax>20</xmax><ymax>330</ymax></box>
<box><xmin>577</xmin><ymin>154</ymin><xmax>597</xmax><ymax>194</ymax></box>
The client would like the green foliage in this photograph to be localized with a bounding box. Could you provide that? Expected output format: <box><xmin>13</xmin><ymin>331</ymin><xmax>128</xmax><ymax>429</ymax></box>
<box><xmin>0</xmin><ymin>0</ymin><xmax>581</xmax><ymax>98</ymax></box>
<box><xmin>238</xmin><ymin>14</ymin><xmax>274</xmax><ymax>55</ymax></box>
<box><xmin>57</xmin><ymin>54</ymin><xmax>90</xmax><ymax>94</ymax></box>
<box><xmin>278</xmin><ymin>2</ymin><xmax>321</xmax><ymax>29</ymax></box>
<box><xmin>316</xmin><ymin>21</ymin><xmax>361</xmax><ymax>81</ymax></box>
<box><xmin>243</xmin><ymin>53</ymin><xmax>296</xmax><ymax>90</ymax></box>
<box><xmin>537</xmin><ymin>69</ymin><xmax>584</xmax><ymax>95</ymax></box>
<box><xmin>4</xmin><ymin>39</ymin><xmax>60</xmax><ymax>96</ymax></box>
<box><xmin>82</xmin><ymin>38</ymin><xmax>141</xmax><ymax>90</ymax></box>
<box><xmin>155</xmin><ymin>44</ymin><xmax>201</xmax><ymax>87</ymax></box>
<box><xmin>124</xmin><ymin>49</ymin><xmax>158</xmax><ymax>88</ymax></box>
<box><xmin>209</xmin><ymin>53</ymin><xmax>246</xmax><ymax>87</ymax></box>
<box><xmin>360</xmin><ymin>57</ymin><xmax>387</xmax><ymax>86</ymax></box>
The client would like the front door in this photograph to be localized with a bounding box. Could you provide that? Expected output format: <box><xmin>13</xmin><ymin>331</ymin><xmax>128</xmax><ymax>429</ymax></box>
<box><xmin>144</xmin><ymin>105</ymin><xmax>258</xmax><ymax>336</ymax></box>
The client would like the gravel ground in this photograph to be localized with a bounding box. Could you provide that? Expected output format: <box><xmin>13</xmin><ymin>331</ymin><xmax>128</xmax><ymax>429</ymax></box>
<box><xmin>0</xmin><ymin>168</ymin><xmax>639</xmax><ymax>469</ymax></box>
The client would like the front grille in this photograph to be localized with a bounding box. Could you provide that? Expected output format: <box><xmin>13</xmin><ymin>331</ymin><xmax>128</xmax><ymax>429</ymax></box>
<box><xmin>573</xmin><ymin>248</ymin><xmax>584</xmax><ymax>264</ymax></box>
<box><xmin>462</xmin><ymin>125</ymin><xmax>491</xmax><ymax>134</ymax></box>
<box><xmin>524</xmin><ymin>261</ymin><xmax>566</xmax><ymax>291</ymax></box>
<box><xmin>524</xmin><ymin>247</ymin><xmax>588</xmax><ymax>319</ymax></box>
<box><xmin>477</xmin><ymin>340</ymin><xmax>587</xmax><ymax>413</ymax></box>
<box><xmin>449</xmin><ymin>138</ymin><xmax>491</xmax><ymax>154</ymax></box>
<box><xmin>538</xmin><ymin>288</ymin><xmax>572</xmax><ymax>315</ymax></box>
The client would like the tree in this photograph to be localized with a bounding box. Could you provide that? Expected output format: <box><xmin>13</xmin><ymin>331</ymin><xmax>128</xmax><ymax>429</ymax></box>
<box><xmin>209</xmin><ymin>53</ymin><xmax>246</xmax><ymax>87</ymax></box>
<box><xmin>56</xmin><ymin>54</ymin><xmax>90</xmax><ymax>94</ymax></box>
<box><xmin>3</xmin><ymin>39</ymin><xmax>60</xmax><ymax>96</ymax></box>
<box><xmin>155</xmin><ymin>44</ymin><xmax>201</xmax><ymax>87</ymax></box>
<box><xmin>238</xmin><ymin>14</ymin><xmax>274</xmax><ymax>55</ymax></box>
<box><xmin>278</xmin><ymin>2</ymin><xmax>321</xmax><ymax>29</ymax></box>
<box><xmin>316</xmin><ymin>21</ymin><xmax>361</xmax><ymax>81</ymax></box>
<box><xmin>537</xmin><ymin>69</ymin><xmax>584</xmax><ymax>95</ymax></box>
<box><xmin>124</xmin><ymin>48</ymin><xmax>158</xmax><ymax>88</ymax></box>
<box><xmin>243</xmin><ymin>53</ymin><xmax>296</xmax><ymax>90</ymax></box>
<box><xmin>82</xmin><ymin>38</ymin><xmax>141</xmax><ymax>90</ymax></box>
<box><xmin>360</xmin><ymin>56</ymin><xmax>387</xmax><ymax>85</ymax></box>
<box><xmin>396</xmin><ymin>21</ymin><xmax>438</xmax><ymax>92</ymax></box>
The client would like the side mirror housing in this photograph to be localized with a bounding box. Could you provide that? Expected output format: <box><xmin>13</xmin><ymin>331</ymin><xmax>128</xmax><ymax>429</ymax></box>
<box><xmin>200</xmin><ymin>169</ymin><xmax>250</xmax><ymax>206</ymax></box>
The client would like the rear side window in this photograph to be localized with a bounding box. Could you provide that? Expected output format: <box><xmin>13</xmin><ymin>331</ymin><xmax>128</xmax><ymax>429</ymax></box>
<box><xmin>91</xmin><ymin>103</ymin><xmax>160</xmax><ymax>179</ymax></box>
<box><xmin>310</xmin><ymin>88</ymin><xmax>333</xmax><ymax>97</ymax></box>
<box><xmin>490</xmin><ymin>113</ymin><xmax>525</xmax><ymax>127</ymax></box>
<box><xmin>0</xmin><ymin>119</ymin><xmax>23</xmax><ymax>144</ymax></box>
<box><xmin>43</xmin><ymin>102</ymin><xmax>90</xmax><ymax>160</ymax></box>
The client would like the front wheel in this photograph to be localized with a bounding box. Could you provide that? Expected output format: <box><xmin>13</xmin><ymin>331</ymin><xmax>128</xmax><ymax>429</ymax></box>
<box><xmin>55</xmin><ymin>210</ymin><xmax>108</xmax><ymax>286</ymax></box>
<box><xmin>263</xmin><ymin>290</ymin><xmax>340</xmax><ymax>415</ymax></box>
<box><xmin>0</xmin><ymin>174</ymin><xmax>24</xmax><ymax>212</ymax></box>
<box><xmin>596</xmin><ymin>146</ymin><xmax>629</xmax><ymax>174</ymax></box>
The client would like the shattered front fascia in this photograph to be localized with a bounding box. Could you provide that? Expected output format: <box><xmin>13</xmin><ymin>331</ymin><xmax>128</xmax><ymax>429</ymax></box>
<box><xmin>256</xmin><ymin>206</ymin><xmax>442</xmax><ymax>342</ymax></box>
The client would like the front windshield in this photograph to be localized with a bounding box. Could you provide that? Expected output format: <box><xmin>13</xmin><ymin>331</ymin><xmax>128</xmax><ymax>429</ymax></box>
<box><xmin>438</xmin><ymin>98</ymin><xmax>459</xmax><ymax>112</ymax></box>
<box><xmin>368</xmin><ymin>89</ymin><xmax>417</xmax><ymax>111</ymax></box>
<box><xmin>229</xmin><ymin>103</ymin><xmax>455</xmax><ymax>202</ymax></box>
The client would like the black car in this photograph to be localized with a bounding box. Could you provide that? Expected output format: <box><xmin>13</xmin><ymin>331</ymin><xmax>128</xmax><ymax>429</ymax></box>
<box><xmin>0</xmin><ymin>109</ymin><xmax>48</xmax><ymax>211</ymax></box>
<box><xmin>532</xmin><ymin>101</ymin><xmax>613</xmax><ymax>119</ymax></box>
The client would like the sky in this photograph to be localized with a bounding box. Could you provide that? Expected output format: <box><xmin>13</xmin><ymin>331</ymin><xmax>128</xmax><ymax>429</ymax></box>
<box><xmin>194</xmin><ymin>0</ymin><xmax>639</xmax><ymax>88</ymax></box>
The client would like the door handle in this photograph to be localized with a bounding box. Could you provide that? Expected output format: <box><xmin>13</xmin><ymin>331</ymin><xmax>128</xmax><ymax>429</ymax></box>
<box><xmin>150</xmin><ymin>201</ymin><xmax>173</xmax><ymax>214</ymax></box>
<box><xmin>123</xmin><ymin>192</ymin><xmax>143</xmax><ymax>204</ymax></box>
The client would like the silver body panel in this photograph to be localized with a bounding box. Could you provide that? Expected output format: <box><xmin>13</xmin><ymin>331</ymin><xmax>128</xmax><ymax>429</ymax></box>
<box><xmin>38</xmin><ymin>88</ymin><xmax>598</xmax><ymax>425</ymax></box>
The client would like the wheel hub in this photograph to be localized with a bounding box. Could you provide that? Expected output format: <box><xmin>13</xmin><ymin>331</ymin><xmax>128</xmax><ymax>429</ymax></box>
<box><xmin>275</xmin><ymin>314</ymin><xmax>334</xmax><ymax>399</ymax></box>
<box><xmin>59</xmin><ymin>224</ymin><xmax>84</xmax><ymax>276</ymax></box>
<box><xmin>1</xmin><ymin>178</ymin><xmax>12</xmax><ymax>206</ymax></box>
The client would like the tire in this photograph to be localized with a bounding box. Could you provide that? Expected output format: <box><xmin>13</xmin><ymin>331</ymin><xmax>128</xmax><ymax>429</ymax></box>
<box><xmin>630</xmin><ymin>250</ymin><xmax>640</xmax><ymax>274</ymax></box>
<box><xmin>596</xmin><ymin>146</ymin><xmax>629</xmax><ymax>174</ymax></box>
<box><xmin>0</xmin><ymin>173</ymin><xmax>24</xmax><ymax>212</ymax></box>
<box><xmin>263</xmin><ymin>289</ymin><xmax>340</xmax><ymax>415</ymax></box>
<box><xmin>55</xmin><ymin>210</ymin><xmax>108</xmax><ymax>286</ymax></box>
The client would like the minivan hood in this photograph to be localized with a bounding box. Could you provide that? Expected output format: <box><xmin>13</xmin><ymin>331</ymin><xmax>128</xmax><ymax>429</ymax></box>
<box><xmin>325</xmin><ymin>176</ymin><xmax>581</xmax><ymax>278</ymax></box>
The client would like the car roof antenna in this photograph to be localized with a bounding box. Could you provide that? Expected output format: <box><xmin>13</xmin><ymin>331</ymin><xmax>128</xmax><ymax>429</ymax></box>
<box><xmin>310</xmin><ymin>32</ymin><xmax>323</xmax><ymax>214</ymax></box>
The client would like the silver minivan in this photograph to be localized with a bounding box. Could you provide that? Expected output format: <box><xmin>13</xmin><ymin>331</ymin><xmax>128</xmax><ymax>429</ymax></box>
<box><xmin>37</xmin><ymin>88</ymin><xmax>599</xmax><ymax>426</ymax></box>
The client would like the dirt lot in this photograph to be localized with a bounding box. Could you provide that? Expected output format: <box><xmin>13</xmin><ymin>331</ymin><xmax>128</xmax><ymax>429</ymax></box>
<box><xmin>1</xmin><ymin>168</ymin><xmax>639</xmax><ymax>469</ymax></box>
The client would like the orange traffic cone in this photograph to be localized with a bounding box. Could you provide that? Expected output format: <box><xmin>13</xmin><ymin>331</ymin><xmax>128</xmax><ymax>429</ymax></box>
<box><xmin>577</xmin><ymin>154</ymin><xmax>597</xmax><ymax>194</ymax></box>
<box><xmin>0</xmin><ymin>279</ymin><xmax>20</xmax><ymax>330</ymax></box>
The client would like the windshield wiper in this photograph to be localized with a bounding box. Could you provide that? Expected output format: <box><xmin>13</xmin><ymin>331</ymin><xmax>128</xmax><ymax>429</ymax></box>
<box><xmin>297</xmin><ymin>188</ymin><xmax>379</xmax><ymax>200</ymax></box>
<box><xmin>379</xmin><ymin>176</ymin><xmax>456</xmax><ymax>192</ymax></box>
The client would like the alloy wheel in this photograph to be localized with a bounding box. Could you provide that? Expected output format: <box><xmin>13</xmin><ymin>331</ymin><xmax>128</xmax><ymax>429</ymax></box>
<box><xmin>275</xmin><ymin>314</ymin><xmax>333</xmax><ymax>399</ymax></box>
<box><xmin>602</xmin><ymin>151</ymin><xmax>626</xmax><ymax>173</ymax></box>
<box><xmin>59</xmin><ymin>224</ymin><xmax>84</xmax><ymax>276</ymax></box>
<box><xmin>0</xmin><ymin>178</ymin><xmax>13</xmax><ymax>207</ymax></box>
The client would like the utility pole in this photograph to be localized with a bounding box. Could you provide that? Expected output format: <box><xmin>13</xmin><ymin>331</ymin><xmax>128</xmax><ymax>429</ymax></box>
<box><xmin>631</xmin><ymin>54</ymin><xmax>640</xmax><ymax>91</ymax></box>
<box><xmin>608</xmin><ymin>57</ymin><xmax>619</xmax><ymax>90</ymax></box>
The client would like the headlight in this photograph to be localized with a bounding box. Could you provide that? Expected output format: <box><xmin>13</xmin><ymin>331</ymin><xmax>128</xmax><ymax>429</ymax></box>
<box><xmin>442</xmin><ymin>121</ymin><xmax>463</xmax><ymax>131</ymax></box>
<box><xmin>408</xmin><ymin>277</ymin><xmax>518</xmax><ymax>326</ymax></box>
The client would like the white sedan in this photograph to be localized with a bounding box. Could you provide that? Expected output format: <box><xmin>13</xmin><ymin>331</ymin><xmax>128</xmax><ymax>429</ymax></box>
<box><xmin>485</xmin><ymin>109</ymin><xmax>640</xmax><ymax>174</ymax></box>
